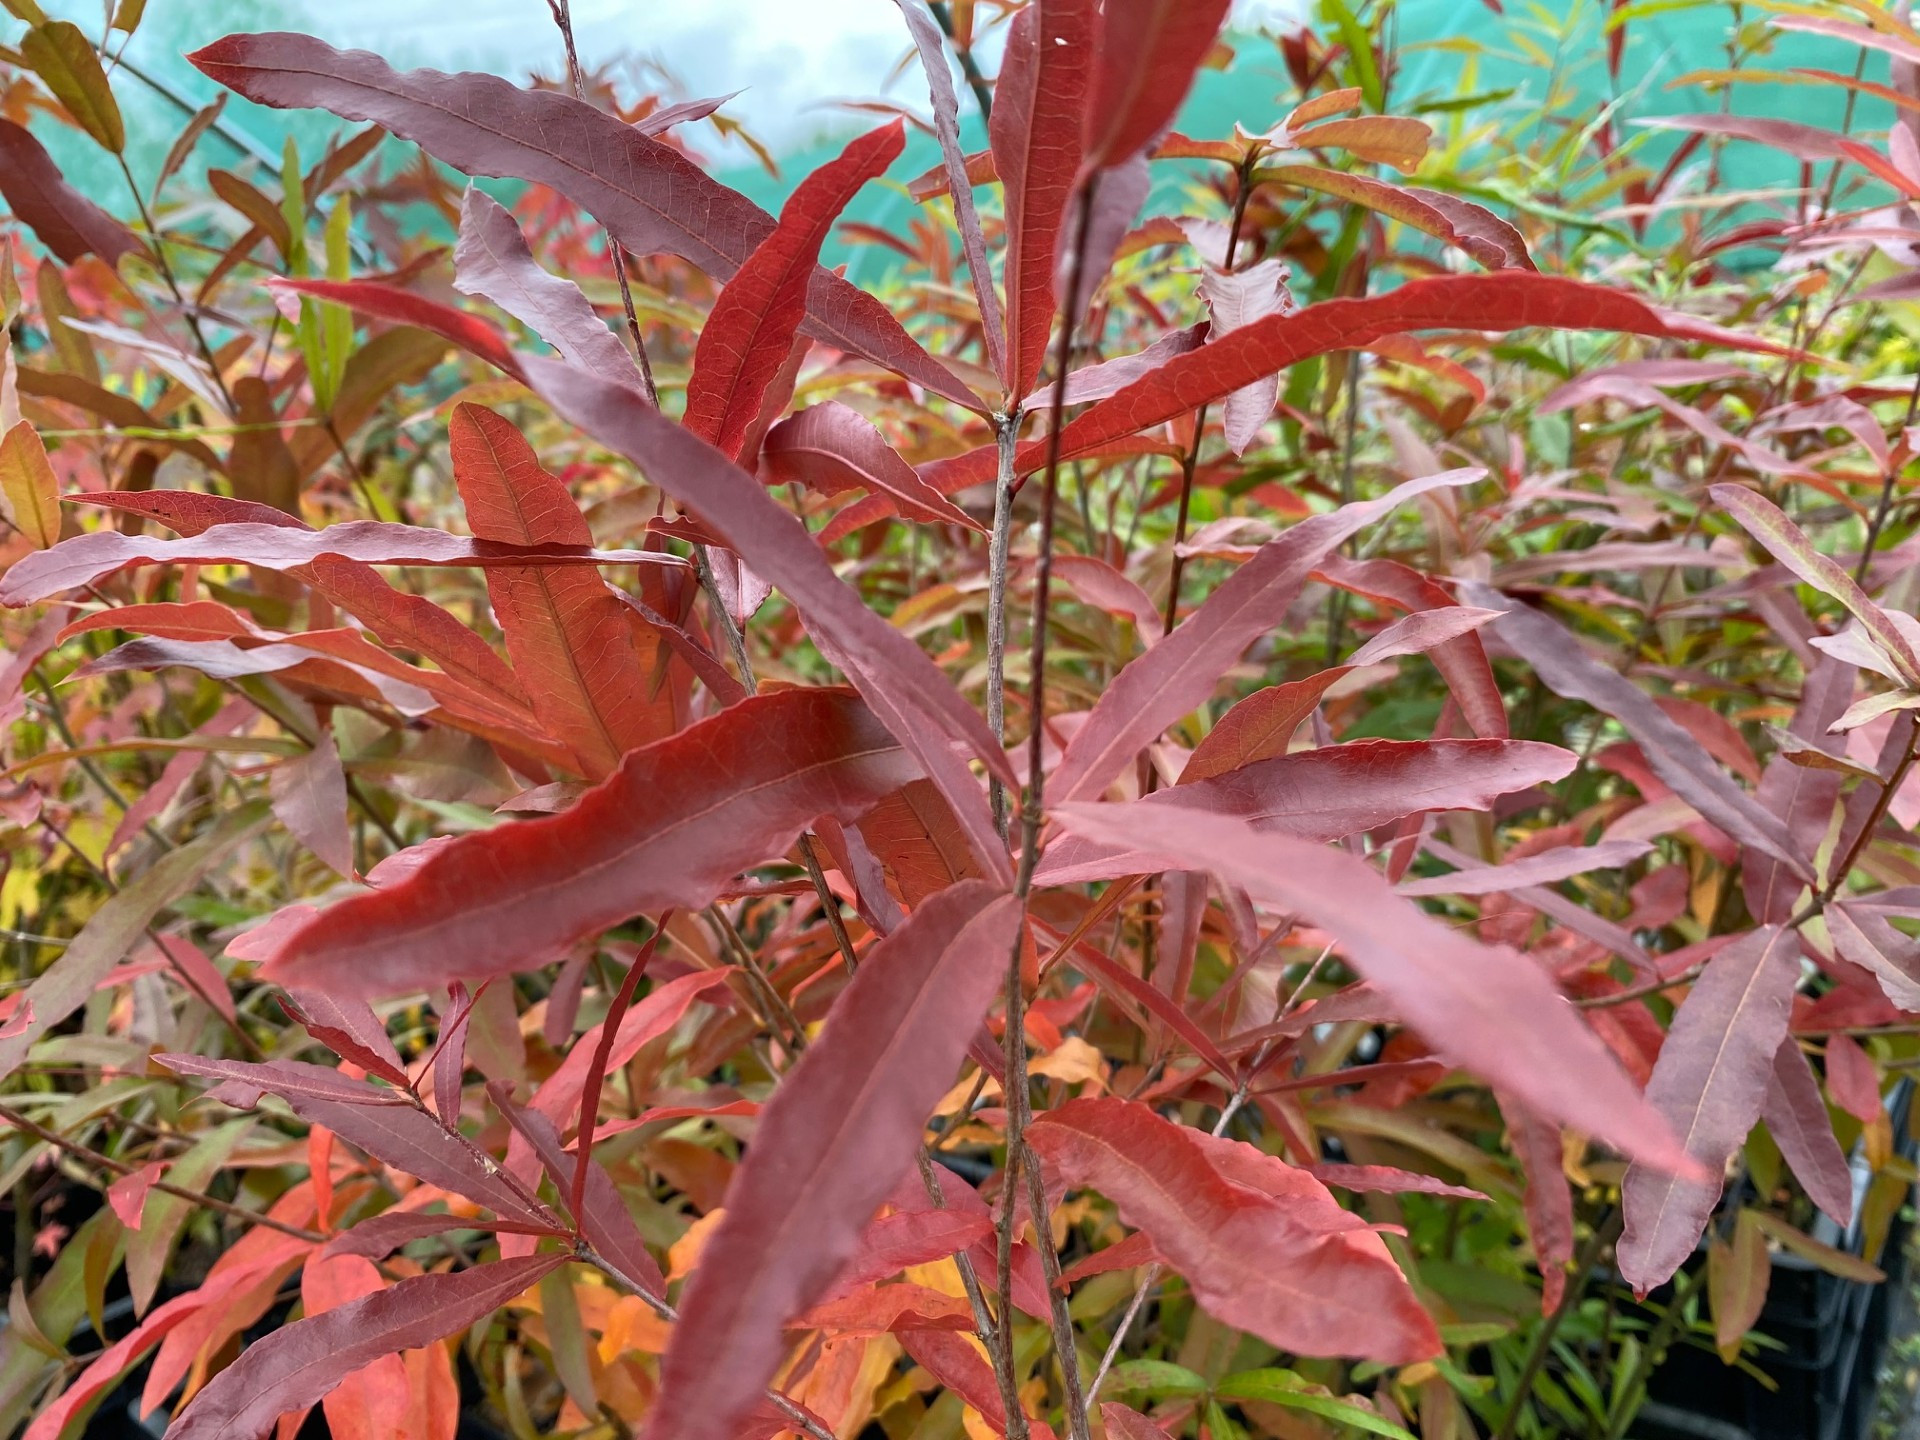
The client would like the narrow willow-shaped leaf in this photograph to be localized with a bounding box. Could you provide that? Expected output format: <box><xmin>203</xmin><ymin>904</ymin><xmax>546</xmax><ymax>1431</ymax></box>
<box><xmin>166</xmin><ymin>1253</ymin><xmax>568</xmax><ymax>1440</ymax></box>
<box><xmin>263</xmin><ymin>690</ymin><xmax>922</xmax><ymax>996</ymax></box>
<box><xmin>1049</xmin><ymin>470</ymin><xmax>1481</xmax><ymax>803</ymax></box>
<box><xmin>0</xmin><ymin>121</ymin><xmax>143</xmax><ymax>266</ymax></box>
<box><xmin>524</xmin><ymin>354</ymin><xmax>1013</xmax><ymax>880</ymax></box>
<box><xmin>686</xmin><ymin>122</ymin><xmax>903</xmax><ymax>457</ymax></box>
<box><xmin>1083</xmin><ymin>0</ymin><xmax>1235</xmax><ymax>170</ymax></box>
<box><xmin>1028</xmin><ymin>1097</ymin><xmax>1440</xmax><ymax>1362</ymax></box>
<box><xmin>648</xmin><ymin>880</ymin><xmax>1020</xmax><ymax>1440</ymax></box>
<box><xmin>1619</xmin><ymin>926</ymin><xmax>1801</xmax><ymax>1293</ymax></box>
<box><xmin>188</xmin><ymin>32</ymin><xmax>984</xmax><ymax>411</ymax></box>
<box><xmin>449</xmin><ymin>403</ymin><xmax>671</xmax><ymax>776</ymax></box>
<box><xmin>991</xmin><ymin>0</ymin><xmax>1091</xmax><ymax>398</ymax></box>
<box><xmin>1051</xmin><ymin>803</ymin><xmax>1693</xmax><ymax>1171</ymax></box>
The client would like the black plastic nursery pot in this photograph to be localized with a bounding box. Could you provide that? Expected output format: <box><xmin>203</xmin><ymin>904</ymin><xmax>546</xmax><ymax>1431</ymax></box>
<box><xmin>1638</xmin><ymin>1084</ymin><xmax>1916</xmax><ymax>1440</ymax></box>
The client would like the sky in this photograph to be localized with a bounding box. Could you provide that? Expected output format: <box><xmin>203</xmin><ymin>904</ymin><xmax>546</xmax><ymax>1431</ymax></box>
<box><xmin>275</xmin><ymin>0</ymin><xmax>1310</xmax><ymax>157</ymax></box>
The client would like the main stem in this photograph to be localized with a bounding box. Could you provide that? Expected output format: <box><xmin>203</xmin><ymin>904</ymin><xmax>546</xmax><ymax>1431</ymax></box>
<box><xmin>987</xmin><ymin>410</ymin><xmax>1022</xmax><ymax>837</ymax></box>
<box><xmin>995</xmin><ymin>171</ymin><xmax>1103</xmax><ymax>1440</ymax></box>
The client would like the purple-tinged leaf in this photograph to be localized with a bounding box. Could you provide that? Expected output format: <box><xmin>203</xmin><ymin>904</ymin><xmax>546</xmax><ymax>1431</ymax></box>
<box><xmin>1038</xmin><ymin>738</ymin><xmax>1574</xmax><ymax>884</ymax></box>
<box><xmin>156</xmin><ymin>1055</ymin><xmax>409</xmax><ymax>1108</ymax></box>
<box><xmin>1761</xmin><ymin>1037</ymin><xmax>1853</xmax><ymax>1229</ymax></box>
<box><xmin>648</xmin><ymin>881</ymin><xmax>1020</xmax><ymax>1440</ymax></box>
<box><xmin>1396</xmin><ymin>840</ymin><xmax>1652</xmax><ymax>898</ymax></box>
<box><xmin>269</xmin><ymin>734</ymin><xmax>353</xmax><ymax>878</ymax></box>
<box><xmin>1501</xmin><ymin>1095</ymin><xmax>1573</xmax><ymax>1314</ymax></box>
<box><xmin>1052</xmin><ymin>470</ymin><xmax>1481</xmax><ymax>802</ymax></box>
<box><xmin>0</xmin><ymin>520</ymin><xmax>678</xmax><ymax>607</ymax></box>
<box><xmin>261</xmin><ymin>690</ymin><xmax>923</xmax><ymax>997</ymax></box>
<box><xmin>1052</xmin><ymin>554</ymin><xmax>1164</xmax><ymax>644</ymax></box>
<box><xmin>1619</xmin><ymin>926</ymin><xmax>1801</xmax><ymax>1294</ymax></box>
<box><xmin>1711</xmin><ymin>484</ymin><xmax>1920</xmax><ymax>686</ymax></box>
<box><xmin>1459</xmin><ymin>582</ymin><xmax>1812</xmax><ymax>879</ymax></box>
<box><xmin>1049</xmin><ymin>803</ymin><xmax>1694</xmax><ymax>1172</ymax></box>
<box><xmin>891</xmin><ymin>0</ymin><xmax>1006</xmax><ymax>381</ymax></box>
<box><xmin>318</xmin><ymin>1210</ymin><xmax>550</xmax><ymax>1263</ymax></box>
<box><xmin>166</xmin><ymin>1253</ymin><xmax>568</xmax><ymax>1440</ymax></box>
<box><xmin>761</xmin><ymin>403</ymin><xmax>981</xmax><ymax>530</ymax></box>
<box><xmin>452</xmin><ymin>187</ymin><xmax>642</xmax><ymax>389</ymax></box>
<box><xmin>187</xmin><ymin>32</ymin><xmax>984</xmax><ymax>411</ymax></box>
<box><xmin>1744</xmin><ymin>655</ymin><xmax>1854</xmax><ymax>923</ymax></box>
<box><xmin>281</xmin><ymin>991</ymin><xmax>410</xmax><ymax>1086</ymax></box>
<box><xmin>0</xmin><ymin>119</ymin><xmax>144</xmax><ymax>266</ymax></box>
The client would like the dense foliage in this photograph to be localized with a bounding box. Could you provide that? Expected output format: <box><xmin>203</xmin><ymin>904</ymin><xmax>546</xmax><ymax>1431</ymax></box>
<box><xmin>3</xmin><ymin>1</ymin><xmax>1920</xmax><ymax>1438</ymax></box>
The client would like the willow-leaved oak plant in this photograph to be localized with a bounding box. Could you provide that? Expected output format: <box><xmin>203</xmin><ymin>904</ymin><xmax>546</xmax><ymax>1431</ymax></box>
<box><xmin>5</xmin><ymin>1</ymin><xmax>1920</xmax><ymax>1438</ymax></box>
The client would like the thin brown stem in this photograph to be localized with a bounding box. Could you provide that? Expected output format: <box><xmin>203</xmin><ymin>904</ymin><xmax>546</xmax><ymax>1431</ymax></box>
<box><xmin>545</xmin><ymin>0</ymin><xmax>662</xmax><ymax>409</ymax></box>
<box><xmin>0</xmin><ymin>1100</ymin><xmax>321</xmax><ymax>1242</ymax></box>
<box><xmin>796</xmin><ymin>835</ymin><xmax>861</xmax><ymax>976</ymax></box>
<box><xmin>988</xmin><ymin>410</ymin><xmax>1022</xmax><ymax>838</ymax></box>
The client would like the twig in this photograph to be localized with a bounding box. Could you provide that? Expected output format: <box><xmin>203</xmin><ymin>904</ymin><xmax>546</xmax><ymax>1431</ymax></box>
<box><xmin>796</xmin><ymin>835</ymin><xmax>861</xmax><ymax>977</ymax></box>
<box><xmin>987</xmin><ymin>410</ymin><xmax>1022</xmax><ymax>837</ymax></box>
<box><xmin>545</xmin><ymin>0</ymin><xmax>661</xmax><ymax>408</ymax></box>
<box><xmin>0</xmin><ymin>1100</ymin><xmax>322</xmax><ymax>1242</ymax></box>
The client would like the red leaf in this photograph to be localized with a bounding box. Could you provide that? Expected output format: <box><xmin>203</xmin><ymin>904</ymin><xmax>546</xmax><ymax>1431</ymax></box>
<box><xmin>1503</xmin><ymin>1097</ymin><xmax>1573</xmax><ymax>1314</ymax></box>
<box><xmin>1027</xmin><ymin>1096</ymin><xmax>1441</xmax><ymax>1363</ymax></box>
<box><xmin>187</xmin><ymin>32</ymin><xmax>983</xmax><ymax>411</ymax></box>
<box><xmin>107</xmin><ymin>1161</ymin><xmax>166</xmax><ymax>1230</ymax></box>
<box><xmin>269</xmin><ymin>277</ymin><xmax>526</xmax><ymax>382</ymax></box>
<box><xmin>1083</xmin><ymin>0</ymin><xmax>1235</xmax><ymax>171</ymax></box>
<box><xmin>319</xmin><ymin>1211</ymin><xmax>536</xmax><ymax>1263</ymax></box>
<box><xmin>70</xmin><ymin>489</ymin><xmax>305</xmax><ymax>536</ymax></box>
<box><xmin>992</xmin><ymin>0</ymin><xmax>1092</xmax><ymax>398</ymax></box>
<box><xmin>1824</xmin><ymin>1032</ymin><xmax>1882</xmax><ymax>1123</ymax></box>
<box><xmin>1745</xmin><ymin>656</ymin><xmax>1854</xmax><ymax>924</ymax></box>
<box><xmin>303</xmin><ymin>1255</ymin><xmax>408</xmax><ymax>1440</ymax></box>
<box><xmin>1396</xmin><ymin>840</ymin><xmax>1652</xmax><ymax>898</ymax></box>
<box><xmin>1052</xmin><ymin>554</ymin><xmax>1164</xmax><ymax>643</ymax></box>
<box><xmin>1101</xmin><ymin>1404</ymin><xmax>1174</xmax><ymax>1440</ymax></box>
<box><xmin>1761</xmin><ymin>1037</ymin><xmax>1853</xmax><ymax>1228</ymax></box>
<box><xmin>449</xmin><ymin>403</ymin><xmax>671</xmax><ymax>776</ymax></box>
<box><xmin>303</xmin><ymin>554</ymin><xmax>530</xmax><ymax>713</ymax></box>
<box><xmin>648</xmin><ymin>880</ymin><xmax>1020</xmax><ymax>1440</ymax></box>
<box><xmin>1307</xmin><ymin>1164</ymin><xmax>1489</xmax><ymax>1201</ymax></box>
<box><xmin>1258</xmin><ymin>168</ymin><xmax>1535</xmax><ymax>270</ymax></box>
<box><xmin>922</xmin><ymin>274</ymin><xmax>1792</xmax><ymax>495</ymax></box>
<box><xmin>899</xmin><ymin>1331</ymin><xmax>1057</xmax><ymax>1440</ymax></box>
<box><xmin>452</xmin><ymin>187</ymin><xmax>644</xmax><ymax>390</ymax></box>
<box><xmin>22</xmin><ymin>1288</ymin><xmax>204</xmax><ymax>1440</ymax></box>
<box><xmin>0</xmin><ymin>520</ymin><xmax>677</xmax><ymax>608</ymax></box>
<box><xmin>822</xmin><ymin>1207</ymin><xmax>994</xmax><ymax>1300</ymax></box>
<box><xmin>891</xmin><ymin>0</ymin><xmax>1006</xmax><ymax>382</ymax></box>
<box><xmin>156</xmin><ymin>1054</ymin><xmax>409</xmax><ymax>1107</ymax></box>
<box><xmin>686</xmin><ymin>122</ymin><xmax>904</xmax><ymax>458</ymax></box>
<box><xmin>1049</xmin><ymin>803</ymin><xmax>1694</xmax><ymax>1171</ymax></box>
<box><xmin>0</xmin><ymin>119</ymin><xmax>145</xmax><ymax>267</ymax></box>
<box><xmin>524</xmin><ymin>354</ymin><xmax>1014</xmax><ymax>881</ymax></box>
<box><xmin>282</xmin><ymin>991</ymin><xmax>410</xmax><ymax>1086</ymax></box>
<box><xmin>262</xmin><ymin>689</ymin><xmax>923</xmax><ymax>997</ymax></box>
<box><xmin>1050</xmin><ymin>470</ymin><xmax>1480</xmax><ymax>802</ymax></box>
<box><xmin>1460</xmin><ymin>582</ymin><xmax>1813</xmax><ymax>879</ymax></box>
<box><xmin>1039</xmin><ymin>738</ymin><xmax>1573</xmax><ymax>884</ymax></box>
<box><xmin>159</xmin><ymin>1055</ymin><xmax>564</xmax><ymax>1230</ymax></box>
<box><xmin>795</xmin><ymin>1283</ymin><xmax>972</xmax><ymax>1334</ymax></box>
<box><xmin>1639</xmin><ymin>113</ymin><xmax>1854</xmax><ymax>163</ymax></box>
<box><xmin>270</xmin><ymin>734</ymin><xmax>353</xmax><ymax>877</ymax></box>
<box><xmin>761</xmin><ymin>403</ymin><xmax>981</xmax><ymax>530</ymax></box>
<box><xmin>167</xmin><ymin>1253</ymin><xmax>568</xmax><ymax>1440</ymax></box>
<box><xmin>1619</xmin><ymin>926</ymin><xmax>1802</xmax><ymax>1294</ymax></box>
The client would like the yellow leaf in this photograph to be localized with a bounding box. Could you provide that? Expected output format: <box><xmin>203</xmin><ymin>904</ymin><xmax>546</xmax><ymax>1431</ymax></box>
<box><xmin>19</xmin><ymin>21</ymin><xmax>124</xmax><ymax>154</ymax></box>
<box><xmin>0</xmin><ymin>421</ymin><xmax>61</xmax><ymax>549</ymax></box>
<box><xmin>667</xmin><ymin>1206</ymin><xmax>726</xmax><ymax>1281</ymax></box>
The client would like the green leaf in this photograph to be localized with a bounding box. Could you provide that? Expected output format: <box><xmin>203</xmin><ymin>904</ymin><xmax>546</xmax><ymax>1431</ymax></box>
<box><xmin>1216</xmin><ymin>1370</ymin><xmax>1417</xmax><ymax>1440</ymax></box>
<box><xmin>0</xmin><ymin>800</ymin><xmax>272</xmax><ymax>1083</ymax></box>
<box><xmin>20</xmin><ymin>22</ymin><xmax>125</xmax><ymax>154</ymax></box>
<box><xmin>1100</xmin><ymin>1359</ymin><xmax>1210</xmax><ymax>1398</ymax></box>
<box><xmin>127</xmin><ymin>1117</ymin><xmax>252</xmax><ymax>1314</ymax></box>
